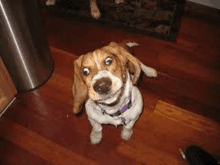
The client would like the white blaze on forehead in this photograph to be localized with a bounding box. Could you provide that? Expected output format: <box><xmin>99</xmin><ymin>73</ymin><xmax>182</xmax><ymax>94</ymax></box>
<box><xmin>92</xmin><ymin>70</ymin><xmax>121</xmax><ymax>86</ymax></box>
<box><xmin>93</xmin><ymin>51</ymin><xmax>101</xmax><ymax>69</ymax></box>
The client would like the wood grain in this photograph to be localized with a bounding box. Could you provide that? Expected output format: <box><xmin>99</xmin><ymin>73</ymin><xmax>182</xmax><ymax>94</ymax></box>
<box><xmin>0</xmin><ymin>58</ymin><xmax>17</xmax><ymax>111</ymax></box>
<box><xmin>0</xmin><ymin>137</ymin><xmax>51</xmax><ymax>165</ymax></box>
<box><xmin>0</xmin><ymin>119</ymin><xmax>97</xmax><ymax>165</ymax></box>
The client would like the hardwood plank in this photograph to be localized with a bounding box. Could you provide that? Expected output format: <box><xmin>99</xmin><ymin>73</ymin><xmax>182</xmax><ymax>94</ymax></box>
<box><xmin>0</xmin><ymin>119</ymin><xmax>97</xmax><ymax>165</ymax></box>
<box><xmin>143</xmin><ymin>72</ymin><xmax>220</xmax><ymax>109</ymax></box>
<box><xmin>0</xmin><ymin>160</ymin><xmax>8</xmax><ymax>165</ymax></box>
<box><xmin>141</xmin><ymin>84</ymin><xmax>220</xmax><ymax>122</ymax></box>
<box><xmin>155</xmin><ymin>101</ymin><xmax>220</xmax><ymax>136</ymax></box>
<box><xmin>178</xmin><ymin>17</ymin><xmax>220</xmax><ymax>46</ymax></box>
<box><xmin>3</xmin><ymin>94</ymin><xmax>138</xmax><ymax>165</ymax></box>
<box><xmin>0</xmin><ymin>58</ymin><xmax>17</xmax><ymax>112</ymax></box>
<box><xmin>0</xmin><ymin>137</ymin><xmax>51</xmax><ymax>165</ymax></box>
<box><xmin>117</xmin><ymin>101</ymin><xmax>220</xmax><ymax>164</ymax></box>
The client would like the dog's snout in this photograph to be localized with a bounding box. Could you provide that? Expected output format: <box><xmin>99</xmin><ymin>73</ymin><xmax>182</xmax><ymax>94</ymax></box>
<box><xmin>93</xmin><ymin>78</ymin><xmax>112</xmax><ymax>94</ymax></box>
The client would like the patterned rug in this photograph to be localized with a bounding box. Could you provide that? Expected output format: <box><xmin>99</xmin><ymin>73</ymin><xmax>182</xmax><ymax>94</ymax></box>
<box><xmin>48</xmin><ymin>0</ymin><xmax>183</xmax><ymax>40</ymax></box>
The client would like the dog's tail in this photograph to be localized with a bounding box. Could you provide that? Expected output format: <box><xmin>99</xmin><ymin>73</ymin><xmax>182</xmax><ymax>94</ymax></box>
<box><xmin>140</xmin><ymin>63</ymin><xmax>157</xmax><ymax>77</ymax></box>
<box><xmin>125</xmin><ymin>42</ymin><xmax>157</xmax><ymax>78</ymax></box>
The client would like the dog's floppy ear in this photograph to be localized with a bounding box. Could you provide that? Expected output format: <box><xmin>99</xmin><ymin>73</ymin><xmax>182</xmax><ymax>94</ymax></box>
<box><xmin>105</xmin><ymin>42</ymin><xmax>141</xmax><ymax>84</ymax></box>
<box><xmin>72</xmin><ymin>55</ymin><xmax>88</xmax><ymax>114</ymax></box>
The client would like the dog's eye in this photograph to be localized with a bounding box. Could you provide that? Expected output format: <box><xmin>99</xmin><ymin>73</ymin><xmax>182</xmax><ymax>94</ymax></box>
<box><xmin>82</xmin><ymin>68</ymin><xmax>90</xmax><ymax>76</ymax></box>
<box><xmin>105</xmin><ymin>57</ymin><xmax>113</xmax><ymax>66</ymax></box>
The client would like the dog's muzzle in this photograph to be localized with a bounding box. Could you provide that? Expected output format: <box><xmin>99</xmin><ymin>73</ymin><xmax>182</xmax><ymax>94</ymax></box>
<box><xmin>93</xmin><ymin>78</ymin><xmax>112</xmax><ymax>94</ymax></box>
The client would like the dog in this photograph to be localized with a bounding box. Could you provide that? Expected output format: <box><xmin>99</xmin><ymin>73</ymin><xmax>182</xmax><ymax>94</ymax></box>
<box><xmin>45</xmin><ymin>0</ymin><xmax>124</xmax><ymax>19</ymax></box>
<box><xmin>73</xmin><ymin>42</ymin><xmax>157</xmax><ymax>144</ymax></box>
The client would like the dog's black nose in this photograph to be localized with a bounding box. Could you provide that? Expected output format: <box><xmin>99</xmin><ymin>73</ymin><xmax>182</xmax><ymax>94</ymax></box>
<box><xmin>93</xmin><ymin>78</ymin><xmax>112</xmax><ymax>94</ymax></box>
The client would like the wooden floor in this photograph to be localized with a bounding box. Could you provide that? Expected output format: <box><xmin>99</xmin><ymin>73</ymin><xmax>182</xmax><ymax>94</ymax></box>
<box><xmin>0</xmin><ymin>4</ymin><xmax>220</xmax><ymax>164</ymax></box>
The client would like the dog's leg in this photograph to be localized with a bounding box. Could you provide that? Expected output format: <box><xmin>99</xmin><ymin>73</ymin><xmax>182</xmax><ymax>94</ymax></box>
<box><xmin>89</xmin><ymin>118</ymin><xmax>103</xmax><ymax>144</ymax></box>
<box><xmin>115</xmin><ymin>0</ymin><xmax>124</xmax><ymax>4</ymax></box>
<box><xmin>45</xmin><ymin>0</ymin><xmax>56</xmax><ymax>6</ymax></box>
<box><xmin>121</xmin><ymin>118</ymin><xmax>138</xmax><ymax>140</ymax></box>
<box><xmin>90</xmin><ymin>0</ymin><xmax>101</xmax><ymax>19</ymax></box>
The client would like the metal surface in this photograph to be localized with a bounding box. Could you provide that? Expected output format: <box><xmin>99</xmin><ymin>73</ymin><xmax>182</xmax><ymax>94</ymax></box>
<box><xmin>0</xmin><ymin>0</ymin><xmax>53</xmax><ymax>91</ymax></box>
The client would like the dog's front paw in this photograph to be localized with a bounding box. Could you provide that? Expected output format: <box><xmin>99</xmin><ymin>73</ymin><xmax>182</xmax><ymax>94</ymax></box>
<box><xmin>90</xmin><ymin>131</ymin><xmax>102</xmax><ymax>144</ymax></box>
<box><xmin>91</xmin><ymin>5</ymin><xmax>101</xmax><ymax>19</ymax></box>
<box><xmin>115</xmin><ymin>0</ymin><xmax>124</xmax><ymax>4</ymax></box>
<box><xmin>121</xmin><ymin>128</ymin><xmax>133</xmax><ymax>140</ymax></box>
<box><xmin>45</xmin><ymin>0</ymin><xmax>56</xmax><ymax>6</ymax></box>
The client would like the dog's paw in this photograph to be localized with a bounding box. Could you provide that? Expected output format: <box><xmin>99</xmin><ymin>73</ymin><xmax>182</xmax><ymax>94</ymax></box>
<box><xmin>121</xmin><ymin>128</ymin><xmax>133</xmax><ymax>140</ymax></box>
<box><xmin>115</xmin><ymin>0</ymin><xmax>124</xmax><ymax>4</ymax></box>
<box><xmin>91</xmin><ymin>5</ymin><xmax>101</xmax><ymax>19</ymax></box>
<box><xmin>90</xmin><ymin>131</ymin><xmax>102</xmax><ymax>144</ymax></box>
<box><xmin>45</xmin><ymin>0</ymin><xmax>56</xmax><ymax>6</ymax></box>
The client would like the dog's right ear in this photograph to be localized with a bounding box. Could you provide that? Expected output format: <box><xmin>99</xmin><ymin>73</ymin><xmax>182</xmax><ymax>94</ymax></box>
<box><xmin>72</xmin><ymin>55</ymin><xmax>88</xmax><ymax>114</ymax></box>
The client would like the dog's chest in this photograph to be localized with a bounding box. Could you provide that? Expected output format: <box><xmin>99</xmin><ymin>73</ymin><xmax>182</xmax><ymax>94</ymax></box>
<box><xmin>86</xmin><ymin>86</ymin><xmax>143</xmax><ymax>126</ymax></box>
<box><xmin>94</xmin><ymin>104</ymin><xmax>130</xmax><ymax>125</ymax></box>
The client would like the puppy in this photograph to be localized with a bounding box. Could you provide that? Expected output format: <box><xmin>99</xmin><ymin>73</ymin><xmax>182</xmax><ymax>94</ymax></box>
<box><xmin>73</xmin><ymin>42</ymin><xmax>157</xmax><ymax>144</ymax></box>
<box><xmin>45</xmin><ymin>0</ymin><xmax>124</xmax><ymax>19</ymax></box>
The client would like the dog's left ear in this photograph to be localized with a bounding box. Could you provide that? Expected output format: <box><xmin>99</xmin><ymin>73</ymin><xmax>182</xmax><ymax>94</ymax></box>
<box><xmin>72</xmin><ymin>55</ymin><xmax>88</xmax><ymax>114</ymax></box>
<box><xmin>104</xmin><ymin>42</ymin><xmax>141</xmax><ymax>84</ymax></box>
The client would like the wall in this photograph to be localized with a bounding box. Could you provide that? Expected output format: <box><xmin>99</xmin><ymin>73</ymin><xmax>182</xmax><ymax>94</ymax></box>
<box><xmin>188</xmin><ymin>0</ymin><xmax>220</xmax><ymax>9</ymax></box>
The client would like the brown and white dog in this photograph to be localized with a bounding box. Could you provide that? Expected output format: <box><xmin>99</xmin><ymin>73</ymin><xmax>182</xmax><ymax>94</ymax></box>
<box><xmin>45</xmin><ymin>0</ymin><xmax>124</xmax><ymax>19</ymax></box>
<box><xmin>73</xmin><ymin>42</ymin><xmax>157</xmax><ymax>144</ymax></box>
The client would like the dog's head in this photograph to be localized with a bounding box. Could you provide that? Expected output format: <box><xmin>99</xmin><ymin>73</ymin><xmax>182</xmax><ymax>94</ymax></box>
<box><xmin>72</xmin><ymin>42</ymin><xmax>142</xmax><ymax>114</ymax></box>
